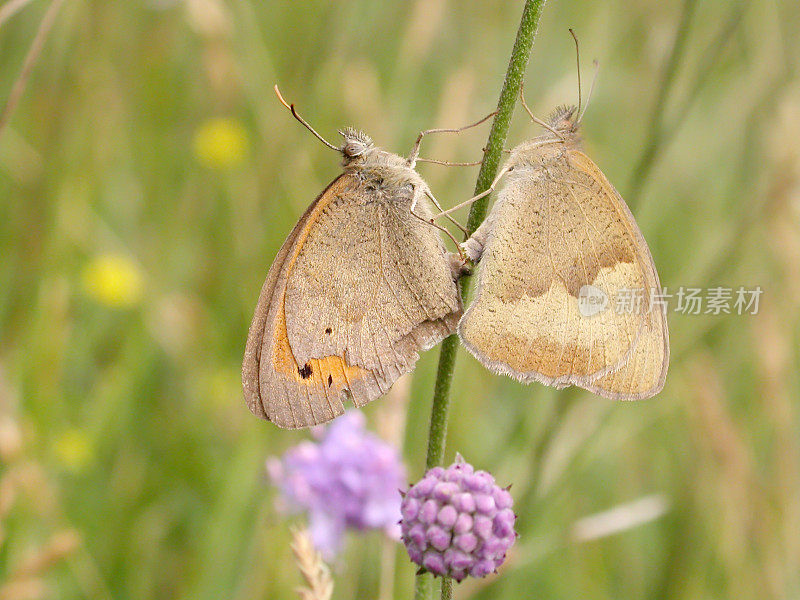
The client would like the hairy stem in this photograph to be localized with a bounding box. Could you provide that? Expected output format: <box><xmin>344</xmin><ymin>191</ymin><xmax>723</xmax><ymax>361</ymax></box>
<box><xmin>440</xmin><ymin>577</ymin><xmax>453</xmax><ymax>600</ymax></box>
<box><xmin>414</xmin><ymin>1</ymin><xmax>548</xmax><ymax>598</ymax></box>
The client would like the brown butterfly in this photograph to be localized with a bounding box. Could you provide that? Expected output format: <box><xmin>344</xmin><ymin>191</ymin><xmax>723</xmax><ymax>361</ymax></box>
<box><xmin>242</xmin><ymin>87</ymin><xmax>488</xmax><ymax>428</ymax></box>
<box><xmin>445</xmin><ymin>35</ymin><xmax>669</xmax><ymax>399</ymax></box>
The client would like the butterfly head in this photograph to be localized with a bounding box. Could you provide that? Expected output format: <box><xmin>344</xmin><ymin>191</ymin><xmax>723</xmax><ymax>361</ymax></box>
<box><xmin>338</xmin><ymin>128</ymin><xmax>374</xmax><ymax>163</ymax></box>
<box><xmin>547</xmin><ymin>105</ymin><xmax>579</xmax><ymax>134</ymax></box>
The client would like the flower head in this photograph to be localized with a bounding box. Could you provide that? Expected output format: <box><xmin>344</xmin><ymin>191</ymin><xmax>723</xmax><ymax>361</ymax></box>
<box><xmin>268</xmin><ymin>411</ymin><xmax>406</xmax><ymax>558</ymax></box>
<box><xmin>82</xmin><ymin>254</ymin><xmax>144</xmax><ymax>308</ymax></box>
<box><xmin>400</xmin><ymin>455</ymin><xmax>517</xmax><ymax>582</ymax></box>
<box><xmin>193</xmin><ymin>117</ymin><xmax>249</xmax><ymax>169</ymax></box>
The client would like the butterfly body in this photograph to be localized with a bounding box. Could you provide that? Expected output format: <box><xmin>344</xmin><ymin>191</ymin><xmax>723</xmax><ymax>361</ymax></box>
<box><xmin>243</xmin><ymin>129</ymin><xmax>462</xmax><ymax>429</ymax></box>
<box><xmin>460</xmin><ymin>107</ymin><xmax>669</xmax><ymax>399</ymax></box>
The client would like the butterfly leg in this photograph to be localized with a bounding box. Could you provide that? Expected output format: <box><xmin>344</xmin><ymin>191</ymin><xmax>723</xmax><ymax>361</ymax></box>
<box><xmin>461</xmin><ymin>218</ymin><xmax>490</xmax><ymax>263</ymax></box>
<box><xmin>414</xmin><ymin>157</ymin><xmax>483</xmax><ymax>167</ymax></box>
<box><xmin>448</xmin><ymin>252</ymin><xmax>472</xmax><ymax>280</ymax></box>
<box><xmin>433</xmin><ymin>164</ymin><xmax>511</xmax><ymax>221</ymax></box>
<box><xmin>483</xmin><ymin>146</ymin><xmax>513</xmax><ymax>154</ymax></box>
<box><xmin>409</xmin><ymin>187</ymin><xmax>468</xmax><ymax>262</ymax></box>
<box><xmin>520</xmin><ymin>84</ymin><xmax>567</xmax><ymax>140</ymax></box>
<box><xmin>407</xmin><ymin>111</ymin><xmax>496</xmax><ymax>166</ymax></box>
<box><xmin>425</xmin><ymin>189</ymin><xmax>468</xmax><ymax>235</ymax></box>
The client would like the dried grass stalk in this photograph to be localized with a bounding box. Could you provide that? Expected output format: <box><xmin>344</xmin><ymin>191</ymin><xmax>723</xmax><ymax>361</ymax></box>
<box><xmin>290</xmin><ymin>527</ymin><xmax>333</xmax><ymax>600</ymax></box>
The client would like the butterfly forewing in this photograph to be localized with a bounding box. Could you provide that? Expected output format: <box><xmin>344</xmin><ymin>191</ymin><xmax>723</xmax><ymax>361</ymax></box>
<box><xmin>244</xmin><ymin>172</ymin><xmax>462</xmax><ymax>429</ymax></box>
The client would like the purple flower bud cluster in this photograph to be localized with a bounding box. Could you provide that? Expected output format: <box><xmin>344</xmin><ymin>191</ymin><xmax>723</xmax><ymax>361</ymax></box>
<box><xmin>400</xmin><ymin>456</ymin><xmax>517</xmax><ymax>582</ymax></box>
<box><xmin>267</xmin><ymin>411</ymin><xmax>406</xmax><ymax>558</ymax></box>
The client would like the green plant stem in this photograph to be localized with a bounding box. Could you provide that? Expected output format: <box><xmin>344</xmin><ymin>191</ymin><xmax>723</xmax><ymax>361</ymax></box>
<box><xmin>414</xmin><ymin>1</ymin><xmax>548</xmax><ymax>599</ymax></box>
<box><xmin>440</xmin><ymin>578</ymin><xmax>453</xmax><ymax>600</ymax></box>
<box><xmin>424</xmin><ymin>335</ymin><xmax>460</xmax><ymax>471</ymax></box>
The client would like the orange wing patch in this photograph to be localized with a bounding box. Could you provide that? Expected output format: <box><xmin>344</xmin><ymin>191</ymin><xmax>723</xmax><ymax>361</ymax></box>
<box><xmin>268</xmin><ymin>174</ymin><xmax>371</xmax><ymax>393</ymax></box>
<box><xmin>270</xmin><ymin>311</ymin><xmax>368</xmax><ymax>389</ymax></box>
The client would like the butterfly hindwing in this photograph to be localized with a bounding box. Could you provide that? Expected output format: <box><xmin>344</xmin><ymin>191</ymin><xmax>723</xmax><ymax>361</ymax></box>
<box><xmin>459</xmin><ymin>143</ymin><xmax>668</xmax><ymax>399</ymax></box>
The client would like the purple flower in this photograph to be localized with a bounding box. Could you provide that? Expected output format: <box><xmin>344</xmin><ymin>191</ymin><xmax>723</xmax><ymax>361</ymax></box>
<box><xmin>267</xmin><ymin>410</ymin><xmax>406</xmax><ymax>558</ymax></box>
<box><xmin>400</xmin><ymin>455</ymin><xmax>517</xmax><ymax>582</ymax></box>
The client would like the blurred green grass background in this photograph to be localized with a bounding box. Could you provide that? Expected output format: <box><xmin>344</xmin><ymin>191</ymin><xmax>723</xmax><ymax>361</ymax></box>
<box><xmin>1</xmin><ymin>0</ymin><xmax>800</xmax><ymax>598</ymax></box>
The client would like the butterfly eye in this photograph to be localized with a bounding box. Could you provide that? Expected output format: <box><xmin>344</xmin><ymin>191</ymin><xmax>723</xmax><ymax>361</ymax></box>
<box><xmin>343</xmin><ymin>142</ymin><xmax>366</xmax><ymax>158</ymax></box>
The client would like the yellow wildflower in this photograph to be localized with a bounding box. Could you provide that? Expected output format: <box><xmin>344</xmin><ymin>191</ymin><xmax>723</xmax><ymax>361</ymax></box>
<box><xmin>82</xmin><ymin>254</ymin><xmax>144</xmax><ymax>308</ymax></box>
<box><xmin>193</xmin><ymin>117</ymin><xmax>249</xmax><ymax>169</ymax></box>
<box><xmin>53</xmin><ymin>428</ymin><xmax>93</xmax><ymax>472</ymax></box>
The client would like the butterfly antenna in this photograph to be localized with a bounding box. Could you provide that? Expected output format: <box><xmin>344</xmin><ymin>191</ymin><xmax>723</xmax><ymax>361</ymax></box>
<box><xmin>274</xmin><ymin>85</ymin><xmax>339</xmax><ymax>151</ymax></box>
<box><xmin>577</xmin><ymin>59</ymin><xmax>599</xmax><ymax>125</ymax></box>
<box><xmin>569</xmin><ymin>28</ymin><xmax>582</xmax><ymax>118</ymax></box>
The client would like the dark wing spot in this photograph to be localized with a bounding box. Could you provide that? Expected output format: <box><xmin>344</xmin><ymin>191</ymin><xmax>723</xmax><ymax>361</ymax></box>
<box><xmin>327</xmin><ymin>374</ymin><xmax>333</xmax><ymax>387</ymax></box>
<box><xmin>325</xmin><ymin>327</ymin><xmax>332</xmax><ymax>334</ymax></box>
<box><xmin>298</xmin><ymin>363</ymin><xmax>313</xmax><ymax>379</ymax></box>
